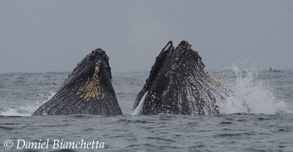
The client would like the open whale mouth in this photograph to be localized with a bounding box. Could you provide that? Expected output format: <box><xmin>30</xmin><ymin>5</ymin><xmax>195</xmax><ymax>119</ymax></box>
<box><xmin>132</xmin><ymin>41</ymin><xmax>176</xmax><ymax>114</ymax></box>
<box><xmin>132</xmin><ymin>40</ymin><xmax>220</xmax><ymax>115</ymax></box>
<box><xmin>141</xmin><ymin>40</ymin><xmax>204</xmax><ymax>92</ymax></box>
<box><xmin>135</xmin><ymin>40</ymin><xmax>202</xmax><ymax>94</ymax></box>
<box><xmin>144</xmin><ymin>41</ymin><xmax>175</xmax><ymax>90</ymax></box>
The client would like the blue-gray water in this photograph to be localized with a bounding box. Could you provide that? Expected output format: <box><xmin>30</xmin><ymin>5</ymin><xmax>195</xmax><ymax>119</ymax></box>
<box><xmin>0</xmin><ymin>70</ymin><xmax>293</xmax><ymax>152</ymax></box>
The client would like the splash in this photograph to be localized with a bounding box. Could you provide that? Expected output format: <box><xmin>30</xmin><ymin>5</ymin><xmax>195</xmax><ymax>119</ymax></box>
<box><xmin>0</xmin><ymin>105</ymin><xmax>38</xmax><ymax>117</ymax></box>
<box><xmin>0</xmin><ymin>92</ymin><xmax>55</xmax><ymax>116</ymax></box>
<box><xmin>218</xmin><ymin>66</ymin><xmax>291</xmax><ymax>114</ymax></box>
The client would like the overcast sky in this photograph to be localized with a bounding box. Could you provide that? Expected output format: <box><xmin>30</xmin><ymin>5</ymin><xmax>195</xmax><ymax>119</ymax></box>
<box><xmin>0</xmin><ymin>0</ymin><xmax>292</xmax><ymax>73</ymax></box>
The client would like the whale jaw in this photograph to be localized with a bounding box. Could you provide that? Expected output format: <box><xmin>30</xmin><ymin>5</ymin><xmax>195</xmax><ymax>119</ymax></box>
<box><xmin>133</xmin><ymin>41</ymin><xmax>224</xmax><ymax>115</ymax></box>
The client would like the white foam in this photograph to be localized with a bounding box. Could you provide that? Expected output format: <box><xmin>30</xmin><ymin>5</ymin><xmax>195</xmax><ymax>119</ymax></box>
<box><xmin>131</xmin><ymin>91</ymin><xmax>148</xmax><ymax>116</ymax></box>
<box><xmin>218</xmin><ymin>66</ymin><xmax>291</xmax><ymax>114</ymax></box>
<box><xmin>0</xmin><ymin>105</ymin><xmax>37</xmax><ymax>116</ymax></box>
<box><xmin>0</xmin><ymin>92</ymin><xmax>55</xmax><ymax>117</ymax></box>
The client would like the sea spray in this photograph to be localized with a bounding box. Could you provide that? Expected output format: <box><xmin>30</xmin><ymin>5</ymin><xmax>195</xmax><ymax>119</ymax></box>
<box><xmin>0</xmin><ymin>92</ymin><xmax>55</xmax><ymax>116</ymax></box>
<box><xmin>218</xmin><ymin>66</ymin><xmax>290</xmax><ymax>114</ymax></box>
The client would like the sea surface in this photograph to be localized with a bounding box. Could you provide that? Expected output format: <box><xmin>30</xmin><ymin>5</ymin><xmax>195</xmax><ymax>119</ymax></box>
<box><xmin>0</xmin><ymin>68</ymin><xmax>293</xmax><ymax>152</ymax></box>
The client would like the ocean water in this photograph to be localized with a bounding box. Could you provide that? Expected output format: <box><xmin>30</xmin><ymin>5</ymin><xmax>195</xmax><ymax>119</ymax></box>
<box><xmin>0</xmin><ymin>68</ymin><xmax>293</xmax><ymax>152</ymax></box>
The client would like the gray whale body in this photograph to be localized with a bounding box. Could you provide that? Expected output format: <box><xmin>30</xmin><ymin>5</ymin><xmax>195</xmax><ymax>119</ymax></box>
<box><xmin>33</xmin><ymin>49</ymin><xmax>122</xmax><ymax>116</ymax></box>
<box><xmin>133</xmin><ymin>41</ymin><xmax>226</xmax><ymax>115</ymax></box>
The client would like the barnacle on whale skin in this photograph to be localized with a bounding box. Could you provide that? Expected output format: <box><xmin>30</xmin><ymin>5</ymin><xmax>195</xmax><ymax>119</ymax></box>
<box><xmin>79</xmin><ymin>61</ymin><xmax>104</xmax><ymax>101</ymax></box>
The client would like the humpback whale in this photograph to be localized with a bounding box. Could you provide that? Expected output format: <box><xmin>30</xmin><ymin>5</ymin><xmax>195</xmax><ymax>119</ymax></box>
<box><xmin>33</xmin><ymin>49</ymin><xmax>122</xmax><ymax>116</ymax></box>
<box><xmin>132</xmin><ymin>41</ymin><xmax>226</xmax><ymax>115</ymax></box>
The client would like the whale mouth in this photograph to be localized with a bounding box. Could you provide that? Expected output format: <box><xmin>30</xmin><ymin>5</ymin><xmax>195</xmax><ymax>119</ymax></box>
<box><xmin>142</xmin><ymin>40</ymin><xmax>203</xmax><ymax>92</ymax></box>
<box><xmin>133</xmin><ymin>40</ymin><xmax>213</xmax><ymax>114</ymax></box>
<box><xmin>139</xmin><ymin>40</ymin><xmax>201</xmax><ymax>94</ymax></box>
<box><xmin>132</xmin><ymin>41</ymin><xmax>175</xmax><ymax>112</ymax></box>
<box><xmin>144</xmin><ymin>41</ymin><xmax>174</xmax><ymax>90</ymax></box>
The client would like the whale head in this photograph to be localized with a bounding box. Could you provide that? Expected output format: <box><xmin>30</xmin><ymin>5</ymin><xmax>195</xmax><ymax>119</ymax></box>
<box><xmin>133</xmin><ymin>41</ymin><xmax>223</xmax><ymax>115</ymax></box>
<box><xmin>33</xmin><ymin>48</ymin><xmax>122</xmax><ymax>116</ymax></box>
